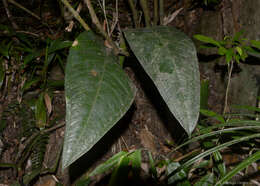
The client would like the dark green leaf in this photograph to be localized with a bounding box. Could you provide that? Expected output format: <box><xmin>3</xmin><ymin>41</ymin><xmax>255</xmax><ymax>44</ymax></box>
<box><xmin>62</xmin><ymin>31</ymin><xmax>136</xmax><ymax>169</ymax></box>
<box><xmin>48</xmin><ymin>40</ymin><xmax>72</xmax><ymax>54</ymax></box>
<box><xmin>23</xmin><ymin>50</ymin><xmax>43</xmax><ymax>67</ymax></box>
<box><xmin>124</xmin><ymin>26</ymin><xmax>200</xmax><ymax>135</ymax></box>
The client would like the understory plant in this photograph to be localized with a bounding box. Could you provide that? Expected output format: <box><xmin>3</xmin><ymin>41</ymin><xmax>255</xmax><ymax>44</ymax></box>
<box><xmin>61</xmin><ymin>0</ymin><xmax>200</xmax><ymax>171</ymax></box>
<box><xmin>194</xmin><ymin>31</ymin><xmax>260</xmax><ymax>114</ymax></box>
<box><xmin>59</xmin><ymin>0</ymin><xmax>260</xmax><ymax>185</ymax></box>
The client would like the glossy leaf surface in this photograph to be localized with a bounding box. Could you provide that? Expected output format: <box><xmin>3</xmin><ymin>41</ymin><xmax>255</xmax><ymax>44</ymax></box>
<box><xmin>63</xmin><ymin>31</ymin><xmax>135</xmax><ymax>169</ymax></box>
<box><xmin>124</xmin><ymin>26</ymin><xmax>200</xmax><ymax>135</ymax></box>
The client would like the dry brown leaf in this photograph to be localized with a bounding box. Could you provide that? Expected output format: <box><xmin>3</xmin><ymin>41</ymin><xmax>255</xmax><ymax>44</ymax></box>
<box><xmin>44</xmin><ymin>93</ymin><xmax>52</xmax><ymax>116</ymax></box>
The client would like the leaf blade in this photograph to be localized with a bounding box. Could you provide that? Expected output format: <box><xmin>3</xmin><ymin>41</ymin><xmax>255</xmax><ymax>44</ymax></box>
<box><xmin>62</xmin><ymin>31</ymin><xmax>136</xmax><ymax>169</ymax></box>
<box><xmin>124</xmin><ymin>26</ymin><xmax>200</xmax><ymax>135</ymax></box>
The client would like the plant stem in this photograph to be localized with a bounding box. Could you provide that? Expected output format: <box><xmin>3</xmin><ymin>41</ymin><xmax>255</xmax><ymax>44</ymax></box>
<box><xmin>7</xmin><ymin>0</ymin><xmax>40</xmax><ymax>21</ymax></box>
<box><xmin>84</xmin><ymin>0</ymin><xmax>120</xmax><ymax>55</ymax></box>
<box><xmin>60</xmin><ymin>0</ymin><xmax>90</xmax><ymax>31</ymax></box>
<box><xmin>127</xmin><ymin>0</ymin><xmax>139</xmax><ymax>28</ymax></box>
<box><xmin>159</xmin><ymin>0</ymin><xmax>164</xmax><ymax>25</ymax></box>
<box><xmin>153</xmin><ymin>0</ymin><xmax>159</xmax><ymax>25</ymax></box>
<box><xmin>140</xmin><ymin>0</ymin><xmax>151</xmax><ymax>27</ymax></box>
<box><xmin>223</xmin><ymin>60</ymin><xmax>234</xmax><ymax>114</ymax></box>
<box><xmin>2</xmin><ymin>0</ymin><xmax>19</xmax><ymax>29</ymax></box>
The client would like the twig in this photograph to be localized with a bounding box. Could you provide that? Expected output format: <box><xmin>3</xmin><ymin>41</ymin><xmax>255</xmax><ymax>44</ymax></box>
<box><xmin>84</xmin><ymin>0</ymin><xmax>120</xmax><ymax>55</ymax></box>
<box><xmin>159</xmin><ymin>0</ymin><xmax>164</xmax><ymax>25</ymax></box>
<box><xmin>60</xmin><ymin>0</ymin><xmax>90</xmax><ymax>31</ymax></box>
<box><xmin>65</xmin><ymin>2</ymin><xmax>83</xmax><ymax>32</ymax></box>
<box><xmin>7</xmin><ymin>0</ymin><xmax>41</xmax><ymax>21</ymax></box>
<box><xmin>98</xmin><ymin>0</ymin><xmax>110</xmax><ymax>35</ymax></box>
<box><xmin>127</xmin><ymin>0</ymin><xmax>139</xmax><ymax>28</ymax></box>
<box><xmin>162</xmin><ymin>8</ymin><xmax>183</xmax><ymax>26</ymax></box>
<box><xmin>16</xmin><ymin>31</ymin><xmax>39</xmax><ymax>37</ymax></box>
<box><xmin>109</xmin><ymin>2</ymin><xmax>119</xmax><ymax>36</ymax></box>
<box><xmin>223</xmin><ymin>60</ymin><xmax>234</xmax><ymax>114</ymax></box>
<box><xmin>153</xmin><ymin>0</ymin><xmax>159</xmax><ymax>25</ymax></box>
<box><xmin>140</xmin><ymin>0</ymin><xmax>151</xmax><ymax>27</ymax></box>
<box><xmin>2</xmin><ymin>0</ymin><xmax>19</xmax><ymax>29</ymax></box>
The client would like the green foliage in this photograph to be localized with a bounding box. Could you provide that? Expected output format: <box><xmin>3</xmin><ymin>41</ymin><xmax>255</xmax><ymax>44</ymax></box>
<box><xmin>0</xmin><ymin>25</ymin><xmax>70</xmax><ymax>185</ymax></box>
<box><xmin>124</xmin><ymin>26</ymin><xmax>200</xmax><ymax>135</ymax></box>
<box><xmin>62</xmin><ymin>26</ymin><xmax>200</xmax><ymax>169</ymax></box>
<box><xmin>75</xmin><ymin>150</ymin><xmax>142</xmax><ymax>185</ymax></box>
<box><xmin>194</xmin><ymin>31</ymin><xmax>260</xmax><ymax>64</ymax></box>
<box><xmin>80</xmin><ymin>107</ymin><xmax>260</xmax><ymax>185</ymax></box>
<box><xmin>62</xmin><ymin>31</ymin><xmax>136</xmax><ymax>169</ymax></box>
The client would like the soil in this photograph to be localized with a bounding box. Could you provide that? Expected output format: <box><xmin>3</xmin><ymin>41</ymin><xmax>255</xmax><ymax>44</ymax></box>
<box><xmin>0</xmin><ymin>0</ymin><xmax>259</xmax><ymax>185</ymax></box>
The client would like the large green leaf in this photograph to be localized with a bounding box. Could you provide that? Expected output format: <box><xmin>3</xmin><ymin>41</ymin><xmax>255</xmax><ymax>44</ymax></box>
<box><xmin>62</xmin><ymin>31</ymin><xmax>136</xmax><ymax>169</ymax></box>
<box><xmin>124</xmin><ymin>26</ymin><xmax>200</xmax><ymax>135</ymax></box>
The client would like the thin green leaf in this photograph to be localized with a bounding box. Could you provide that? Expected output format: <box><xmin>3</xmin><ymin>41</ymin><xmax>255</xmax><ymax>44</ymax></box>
<box><xmin>182</xmin><ymin>133</ymin><xmax>260</xmax><ymax>169</ymax></box>
<box><xmin>235</xmin><ymin>46</ymin><xmax>243</xmax><ymax>56</ymax></box>
<box><xmin>89</xmin><ymin>151</ymin><xmax>128</xmax><ymax>177</ymax></box>
<box><xmin>108</xmin><ymin>155</ymin><xmax>130</xmax><ymax>186</ymax></box>
<box><xmin>213</xmin><ymin>151</ymin><xmax>226</xmax><ymax>177</ymax></box>
<box><xmin>148</xmin><ymin>151</ymin><xmax>157</xmax><ymax>178</ymax></box>
<box><xmin>231</xmin><ymin>105</ymin><xmax>260</xmax><ymax>112</ymax></box>
<box><xmin>251</xmin><ymin>40</ymin><xmax>260</xmax><ymax>50</ymax></box>
<box><xmin>198</xmin><ymin>120</ymin><xmax>260</xmax><ymax>134</ymax></box>
<box><xmin>194</xmin><ymin>35</ymin><xmax>221</xmax><ymax>47</ymax></box>
<box><xmin>172</xmin><ymin>126</ymin><xmax>260</xmax><ymax>153</ymax></box>
<box><xmin>194</xmin><ymin>173</ymin><xmax>215</xmax><ymax>186</ymax></box>
<box><xmin>218</xmin><ymin>46</ymin><xmax>227</xmax><ymax>55</ymax></box>
<box><xmin>128</xmin><ymin>150</ymin><xmax>142</xmax><ymax>174</ymax></box>
<box><xmin>200</xmin><ymin>109</ymin><xmax>225</xmax><ymax>123</ymax></box>
<box><xmin>23</xmin><ymin>50</ymin><xmax>43</xmax><ymax>67</ymax></box>
<box><xmin>21</xmin><ymin>77</ymin><xmax>41</xmax><ymax>93</ymax></box>
<box><xmin>216</xmin><ymin>150</ymin><xmax>260</xmax><ymax>186</ymax></box>
<box><xmin>48</xmin><ymin>40</ymin><xmax>72</xmax><ymax>54</ymax></box>
<box><xmin>167</xmin><ymin>161</ymin><xmax>187</xmax><ymax>184</ymax></box>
